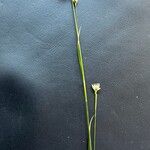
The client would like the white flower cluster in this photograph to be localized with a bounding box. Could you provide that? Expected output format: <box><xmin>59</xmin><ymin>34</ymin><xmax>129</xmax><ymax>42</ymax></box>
<box><xmin>92</xmin><ymin>83</ymin><xmax>101</xmax><ymax>93</ymax></box>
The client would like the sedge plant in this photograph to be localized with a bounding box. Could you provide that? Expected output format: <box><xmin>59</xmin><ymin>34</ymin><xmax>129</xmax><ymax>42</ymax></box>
<box><xmin>71</xmin><ymin>0</ymin><xmax>101</xmax><ymax>150</ymax></box>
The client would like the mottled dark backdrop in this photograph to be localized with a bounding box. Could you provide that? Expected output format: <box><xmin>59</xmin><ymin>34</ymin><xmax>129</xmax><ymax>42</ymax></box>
<box><xmin>0</xmin><ymin>0</ymin><xmax>150</xmax><ymax>150</ymax></box>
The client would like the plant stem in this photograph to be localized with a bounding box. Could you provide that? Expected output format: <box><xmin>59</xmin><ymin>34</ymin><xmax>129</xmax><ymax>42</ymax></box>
<box><xmin>71</xmin><ymin>2</ymin><xmax>92</xmax><ymax>150</ymax></box>
<box><xmin>93</xmin><ymin>91</ymin><xmax>98</xmax><ymax>150</ymax></box>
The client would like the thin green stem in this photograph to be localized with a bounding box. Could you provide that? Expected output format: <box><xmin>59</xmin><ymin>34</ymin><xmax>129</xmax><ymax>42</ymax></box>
<box><xmin>71</xmin><ymin>2</ymin><xmax>92</xmax><ymax>150</ymax></box>
<box><xmin>93</xmin><ymin>91</ymin><xmax>98</xmax><ymax>150</ymax></box>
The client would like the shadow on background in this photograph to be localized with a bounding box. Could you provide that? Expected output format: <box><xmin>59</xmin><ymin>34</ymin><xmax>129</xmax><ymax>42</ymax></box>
<box><xmin>0</xmin><ymin>73</ymin><xmax>37</xmax><ymax>150</ymax></box>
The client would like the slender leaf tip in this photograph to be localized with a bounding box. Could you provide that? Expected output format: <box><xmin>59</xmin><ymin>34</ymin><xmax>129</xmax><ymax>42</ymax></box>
<box><xmin>72</xmin><ymin>0</ymin><xmax>78</xmax><ymax>7</ymax></box>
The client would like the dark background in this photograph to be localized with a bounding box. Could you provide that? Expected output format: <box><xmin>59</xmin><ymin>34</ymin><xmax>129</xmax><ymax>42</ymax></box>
<box><xmin>0</xmin><ymin>0</ymin><xmax>150</xmax><ymax>150</ymax></box>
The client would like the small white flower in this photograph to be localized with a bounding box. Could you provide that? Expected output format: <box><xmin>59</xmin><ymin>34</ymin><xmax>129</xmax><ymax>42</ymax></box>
<box><xmin>92</xmin><ymin>83</ymin><xmax>101</xmax><ymax>92</ymax></box>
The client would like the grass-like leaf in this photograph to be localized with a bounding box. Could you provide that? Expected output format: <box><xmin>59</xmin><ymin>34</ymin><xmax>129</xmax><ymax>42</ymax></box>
<box><xmin>71</xmin><ymin>1</ymin><xmax>92</xmax><ymax>150</ymax></box>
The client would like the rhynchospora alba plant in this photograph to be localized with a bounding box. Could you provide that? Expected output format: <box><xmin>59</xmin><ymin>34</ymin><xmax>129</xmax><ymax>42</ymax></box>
<box><xmin>71</xmin><ymin>0</ymin><xmax>101</xmax><ymax>150</ymax></box>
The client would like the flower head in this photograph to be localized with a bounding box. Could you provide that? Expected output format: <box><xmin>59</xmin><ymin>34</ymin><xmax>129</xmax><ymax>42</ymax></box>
<box><xmin>72</xmin><ymin>0</ymin><xmax>78</xmax><ymax>7</ymax></box>
<box><xmin>92</xmin><ymin>83</ymin><xmax>101</xmax><ymax>93</ymax></box>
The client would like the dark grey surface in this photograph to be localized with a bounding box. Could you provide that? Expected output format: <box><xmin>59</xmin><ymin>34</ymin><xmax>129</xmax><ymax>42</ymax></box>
<box><xmin>0</xmin><ymin>0</ymin><xmax>150</xmax><ymax>150</ymax></box>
